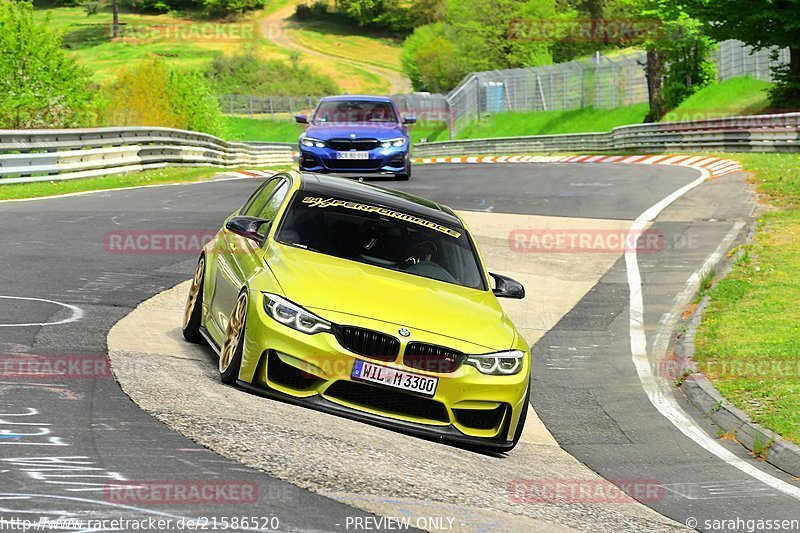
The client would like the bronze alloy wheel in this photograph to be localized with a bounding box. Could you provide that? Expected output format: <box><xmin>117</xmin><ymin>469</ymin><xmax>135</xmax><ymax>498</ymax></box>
<box><xmin>220</xmin><ymin>293</ymin><xmax>247</xmax><ymax>374</ymax></box>
<box><xmin>183</xmin><ymin>257</ymin><xmax>205</xmax><ymax>329</ymax></box>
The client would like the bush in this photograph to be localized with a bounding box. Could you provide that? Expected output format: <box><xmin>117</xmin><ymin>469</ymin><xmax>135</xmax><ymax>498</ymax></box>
<box><xmin>205</xmin><ymin>53</ymin><xmax>340</xmax><ymax>96</ymax></box>
<box><xmin>104</xmin><ymin>58</ymin><xmax>225</xmax><ymax>136</ymax></box>
<box><xmin>402</xmin><ymin>23</ymin><xmax>463</xmax><ymax>92</ymax></box>
<box><xmin>202</xmin><ymin>0</ymin><xmax>265</xmax><ymax>18</ymax></box>
<box><xmin>294</xmin><ymin>0</ymin><xmax>330</xmax><ymax>20</ymax></box>
<box><xmin>0</xmin><ymin>0</ymin><xmax>95</xmax><ymax>128</ymax></box>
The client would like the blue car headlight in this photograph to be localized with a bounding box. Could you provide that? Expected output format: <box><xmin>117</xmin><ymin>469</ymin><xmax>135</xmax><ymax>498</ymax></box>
<box><xmin>263</xmin><ymin>293</ymin><xmax>331</xmax><ymax>334</ymax></box>
<box><xmin>465</xmin><ymin>350</ymin><xmax>525</xmax><ymax>375</ymax></box>
<box><xmin>300</xmin><ymin>137</ymin><xmax>326</xmax><ymax>148</ymax></box>
<box><xmin>380</xmin><ymin>138</ymin><xmax>406</xmax><ymax>148</ymax></box>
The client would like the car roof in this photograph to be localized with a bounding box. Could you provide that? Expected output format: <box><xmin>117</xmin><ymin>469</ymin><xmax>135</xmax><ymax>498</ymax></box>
<box><xmin>319</xmin><ymin>95</ymin><xmax>395</xmax><ymax>104</ymax></box>
<box><xmin>297</xmin><ymin>173</ymin><xmax>463</xmax><ymax>228</ymax></box>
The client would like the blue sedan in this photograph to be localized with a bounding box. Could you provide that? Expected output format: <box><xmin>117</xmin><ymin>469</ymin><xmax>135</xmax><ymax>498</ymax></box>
<box><xmin>296</xmin><ymin>95</ymin><xmax>415</xmax><ymax>180</ymax></box>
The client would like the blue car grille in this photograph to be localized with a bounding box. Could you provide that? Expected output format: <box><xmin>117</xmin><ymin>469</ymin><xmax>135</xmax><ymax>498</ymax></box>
<box><xmin>327</xmin><ymin>138</ymin><xmax>380</xmax><ymax>151</ymax></box>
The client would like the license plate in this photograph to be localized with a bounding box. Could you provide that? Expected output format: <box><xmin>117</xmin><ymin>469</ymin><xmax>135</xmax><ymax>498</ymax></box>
<box><xmin>337</xmin><ymin>151</ymin><xmax>369</xmax><ymax>160</ymax></box>
<box><xmin>351</xmin><ymin>360</ymin><xmax>438</xmax><ymax>397</ymax></box>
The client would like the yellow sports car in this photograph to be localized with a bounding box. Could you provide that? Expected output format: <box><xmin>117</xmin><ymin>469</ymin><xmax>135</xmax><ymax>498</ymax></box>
<box><xmin>183</xmin><ymin>171</ymin><xmax>530</xmax><ymax>450</ymax></box>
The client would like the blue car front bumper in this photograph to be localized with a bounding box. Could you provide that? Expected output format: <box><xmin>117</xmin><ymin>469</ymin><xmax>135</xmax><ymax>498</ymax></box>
<box><xmin>299</xmin><ymin>145</ymin><xmax>409</xmax><ymax>174</ymax></box>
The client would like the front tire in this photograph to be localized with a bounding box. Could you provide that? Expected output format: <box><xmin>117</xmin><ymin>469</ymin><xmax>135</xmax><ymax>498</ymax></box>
<box><xmin>182</xmin><ymin>256</ymin><xmax>205</xmax><ymax>344</ymax></box>
<box><xmin>395</xmin><ymin>161</ymin><xmax>411</xmax><ymax>181</ymax></box>
<box><xmin>219</xmin><ymin>291</ymin><xmax>247</xmax><ymax>385</ymax></box>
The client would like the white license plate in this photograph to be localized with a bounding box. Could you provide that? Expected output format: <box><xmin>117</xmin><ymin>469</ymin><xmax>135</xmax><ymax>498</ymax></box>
<box><xmin>337</xmin><ymin>151</ymin><xmax>369</xmax><ymax>160</ymax></box>
<box><xmin>351</xmin><ymin>360</ymin><xmax>438</xmax><ymax>397</ymax></box>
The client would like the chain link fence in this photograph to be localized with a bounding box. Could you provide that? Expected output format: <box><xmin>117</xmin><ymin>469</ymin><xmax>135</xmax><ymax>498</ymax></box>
<box><xmin>219</xmin><ymin>39</ymin><xmax>789</xmax><ymax>138</ymax></box>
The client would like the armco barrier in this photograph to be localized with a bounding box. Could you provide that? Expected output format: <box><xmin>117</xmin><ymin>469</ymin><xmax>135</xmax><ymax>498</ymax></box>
<box><xmin>0</xmin><ymin>127</ymin><xmax>295</xmax><ymax>185</ymax></box>
<box><xmin>413</xmin><ymin>112</ymin><xmax>800</xmax><ymax>157</ymax></box>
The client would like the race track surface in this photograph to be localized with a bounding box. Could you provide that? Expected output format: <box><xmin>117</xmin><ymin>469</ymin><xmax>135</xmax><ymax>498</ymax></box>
<box><xmin>1</xmin><ymin>163</ymin><xmax>798</xmax><ymax>532</ymax></box>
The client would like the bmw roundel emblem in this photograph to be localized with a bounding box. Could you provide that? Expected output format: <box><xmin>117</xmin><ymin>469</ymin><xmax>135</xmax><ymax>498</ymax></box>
<box><xmin>349</xmin><ymin>133</ymin><xmax>356</xmax><ymax>138</ymax></box>
<box><xmin>398</xmin><ymin>328</ymin><xmax>411</xmax><ymax>338</ymax></box>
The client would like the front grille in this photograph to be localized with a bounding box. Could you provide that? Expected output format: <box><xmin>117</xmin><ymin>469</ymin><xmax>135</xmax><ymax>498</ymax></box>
<box><xmin>453</xmin><ymin>405</ymin><xmax>507</xmax><ymax>430</ymax></box>
<box><xmin>403</xmin><ymin>342</ymin><xmax>463</xmax><ymax>373</ymax></box>
<box><xmin>267</xmin><ymin>352</ymin><xmax>320</xmax><ymax>390</ymax></box>
<box><xmin>325</xmin><ymin>380</ymin><xmax>449</xmax><ymax>422</ymax></box>
<box><xmin>323</xmin><ymin>158</ymin><xmax>382</xmax><ymax>170</ymax></box>
<box><xmin>334</xmin><ymin>326</ymin><xmax>399</xmax><ymax>361</ymax></box>
<box><xmin>327</xmin><ymin>138</ymin><xmax>379</xmax><ymax>151</ymax></box>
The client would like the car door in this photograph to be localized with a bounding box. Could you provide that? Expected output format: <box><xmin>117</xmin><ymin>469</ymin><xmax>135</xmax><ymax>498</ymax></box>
<box><xmin>209</xmin><ymin>178</ymin><xmax>288</xmax><ymax>339</ymax></box>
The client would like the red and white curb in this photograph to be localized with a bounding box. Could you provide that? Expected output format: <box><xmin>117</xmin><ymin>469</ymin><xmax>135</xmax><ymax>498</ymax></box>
<box><xmin>222</xmin><ymin>169</ymin><xmax>281</xmax><ymax>179</ymax></box>
<box><xmin>412</xmin><ymin>154</ymin><xmax>744</xmax><ymax>178</ymax></box>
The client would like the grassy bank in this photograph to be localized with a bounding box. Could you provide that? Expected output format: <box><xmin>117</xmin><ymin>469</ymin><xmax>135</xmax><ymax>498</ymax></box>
<box><xmin>0</xmin><ymin>167</ymin><xmax>241</xmax><ymax>201</ymax></box>
<box><xmin>695</xmin><ymin>153</ymin><xmax>800</xmax><ymax>445</ymax></box>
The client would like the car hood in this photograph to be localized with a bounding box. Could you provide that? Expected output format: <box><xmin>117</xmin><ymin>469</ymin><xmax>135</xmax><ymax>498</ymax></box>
<box><xmin>265</xmin><ymin>244</ymin><xmax>516</xmax><ymax>351</ymax></box>
<box><xmin>303</xmin><ymin>124</ymin><xmax>406</xmax><ymax>141</ymax></box>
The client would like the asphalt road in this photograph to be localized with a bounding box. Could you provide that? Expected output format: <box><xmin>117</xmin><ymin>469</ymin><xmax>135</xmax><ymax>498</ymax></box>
<box><xmin>0</xmin><ymin>163</ymin><xmax>797</xmax><ymax>532</ymax></box>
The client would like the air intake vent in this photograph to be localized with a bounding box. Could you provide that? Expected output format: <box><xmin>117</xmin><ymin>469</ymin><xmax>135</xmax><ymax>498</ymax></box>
<box><xmin>334</xmin><ymin>326</ymin><xmax>399</xmax><ymax>361</ymax></box>
<box><xmin>403</xmin><ymin>342</ymin><xmax>463</xmax><ymax>373</ymax></box>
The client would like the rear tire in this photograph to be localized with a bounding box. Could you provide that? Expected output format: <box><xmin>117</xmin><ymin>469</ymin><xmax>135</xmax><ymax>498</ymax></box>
<box><xmin>182</xmin><ymin>256</ymin><xmax>205</xmax><ymax>344</ymax></box>
<box><xmin>219</xmin><ymin>291</ymin><xmax>247</xmax><ymax>385</ymax></box>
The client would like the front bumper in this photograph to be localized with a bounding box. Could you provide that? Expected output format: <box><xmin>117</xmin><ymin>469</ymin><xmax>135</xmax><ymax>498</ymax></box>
<box><xmin>237</xmin><ymin>293</ymin><xmax>529</xmax><ymax>449</ymax></box>
<box><xmin>298</xmin><ymin>145</ymin><xmax>408</xmax><ymax>174</ymax></box>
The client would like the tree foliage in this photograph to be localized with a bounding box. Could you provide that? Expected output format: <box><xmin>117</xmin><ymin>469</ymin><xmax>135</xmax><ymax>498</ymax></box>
<box><xmin>104</xmin><ymin>58</ymin><xmax>225</xmax><ymax>136</ymax></box>
<box><xmin>204</xmin><ymin>54</ymin><xmax>340</xmax><ymax>96</ymax></box>
<box><xmin>0</xmin><ymin>0</ymin><xmax>95</xmax><ymax>128</ymax></box>
<box><xmin>685</xmin><ymin>0</ymin><xmax>800</xmax><ymax>107</ymax></box>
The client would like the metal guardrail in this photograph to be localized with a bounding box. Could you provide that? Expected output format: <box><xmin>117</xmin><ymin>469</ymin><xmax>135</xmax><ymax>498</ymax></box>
<box><xmin>0</xmin><ymin>127</ymin><xmax>295</xmax><ymax>185</ymax></box>
<box><xmin>413</xmin><ymin>112</ymin><xmax>800</xmax><ymax>157</ymax></box>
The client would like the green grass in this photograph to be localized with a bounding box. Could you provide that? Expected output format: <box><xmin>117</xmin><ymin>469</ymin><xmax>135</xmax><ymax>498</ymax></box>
<box><xmin>0</xmin><ymin>166</ymin><xmax>238</xmax><ymax>200</ymax></box>
<box><xmin>286</xmin><ymin>17</ymin><xmax>404</xmax><ymax>72</ymax></box>
<box><xmin>663</xmin><ymin>77</ymin><xmax>774</xmax><ymax>122</ymax></box>
<box><xmin>35</xmin><ymin>6</ymin><xmax>276</xmax><ymax>82</ymax></box>
<box><xmin>695</xmin><ymin>153</ymin><xmax>800</xmax><ymax>444</ymax></box>
<box><xmin>453</xmin><ymin>104</ymin><xmax>649</xmax><ymax>139</ymax></box>
<box><xmin>225</xmin><ymin>116</ymin><xmax>304</xmax><ymax>142</ymax></box>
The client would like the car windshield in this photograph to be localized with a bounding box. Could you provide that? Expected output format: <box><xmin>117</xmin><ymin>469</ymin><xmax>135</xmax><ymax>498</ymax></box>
<box><xmin>313</xmin><ymin>100</ymin><xmax>398</xmax><ymax>124</ymax></box>
<box><xmin>275</xmin><ymin>192</ymin><xmax>486</xmax><ymax>290</ymax></box>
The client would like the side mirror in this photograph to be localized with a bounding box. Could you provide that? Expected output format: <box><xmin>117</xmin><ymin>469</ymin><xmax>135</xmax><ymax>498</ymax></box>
<box><xmin>295</xmin><ymin>114</ymin><xmax>308</xmax><ymax>124</ymax></box>
<box><xmin>403</xmin><ymin>114</ymin><xmax>417</xmax><ymax>124</ymax></box>
<box><xmin>490</xmin><ymin>272</ymin><xmax>525</xmax><ymax>299</ymax></box>
<box><xmin>225</xmin><ymin>216</ymin><xmax>269</xmax><ymax>246</ymax></box>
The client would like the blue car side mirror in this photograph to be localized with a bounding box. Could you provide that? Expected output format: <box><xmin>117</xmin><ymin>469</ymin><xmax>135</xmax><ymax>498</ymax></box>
<box><xmin>295</xmin><ymin>114</ymin><xmax>308</xmax><ymax>124</ymax></box>
<box><xmin>403</xmin><ymin>115</ymin><xmax>417</xmax><ymax>124</ymax></box>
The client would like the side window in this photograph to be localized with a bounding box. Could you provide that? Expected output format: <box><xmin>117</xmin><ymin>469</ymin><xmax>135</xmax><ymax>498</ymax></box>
<box><xmin>240</xmin><ymin>178</ymin><xmax>280</xmax><ymax>217</ymax></box>
<box><xmin>256</xmin><ymin>181</ymin><xmax>291</xmax><ymax>238</ymax></box>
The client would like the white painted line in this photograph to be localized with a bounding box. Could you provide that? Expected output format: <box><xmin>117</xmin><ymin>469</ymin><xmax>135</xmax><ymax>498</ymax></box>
<box><xmin>0</xmin><ymin>172</ymin><xmax>259</xmax><ymax>204</ymax></box>
<box><xmin>625</xmin><ymin>166</ymin><xmax>800</xmax><ymax>501</ymax></box>
<box><xmin>0</xmin><ymin>296</ymin><xmax>83</xmax><ymax>327</ymax></box>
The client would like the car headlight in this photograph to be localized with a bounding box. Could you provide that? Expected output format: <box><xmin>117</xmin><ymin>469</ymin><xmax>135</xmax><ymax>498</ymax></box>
<box><xmin>262</xmin><ymin>293</ymin><xmax>331</xmax><ymax>334</ymax></box>
<box><xmin>380</xmin><ymin>137</ymin><xmax>406</xmax><ymax>148</ymax></box>
<box><xmin>300</xmin><ymin>137</ymin><xmax>326</xmax><ymax>148</ymax></box>
<box><xmin>465</xmin><ymin>350</ymin><xmax>525</xmax><ymax>375</ymax></box>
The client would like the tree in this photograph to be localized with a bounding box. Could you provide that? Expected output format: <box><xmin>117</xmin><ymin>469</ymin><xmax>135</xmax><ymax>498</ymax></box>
<box><xmin>686</xmin><ymin>0</ymin><xmax>800</xmax><ymax>107</ymax></box>
<box><xmin>638</xmin><ymin>0</ymin><xmax>715</xmax><ymax>121</ymax></box>
<box><xmin>402</xmin><ymin>23</ymin><xmax>463</xmax><ymax>92</ymax></box>
<box><xmin>0</xmin><ymin>0</ymin><xmax>95</xmax><ymax>128</ymax></box>
<box><xmin>104</xmin><ymin>58</ymin><xmax>225</xmax><ymax>136</ymax></box>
